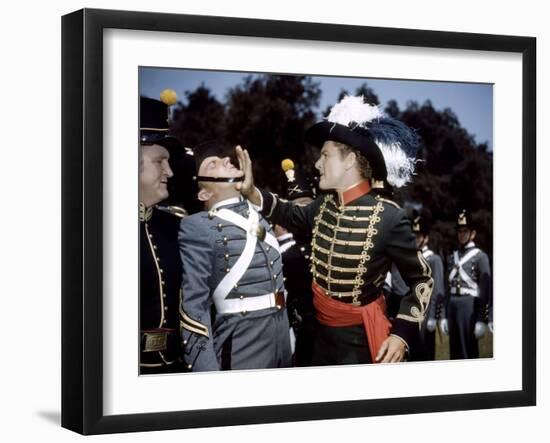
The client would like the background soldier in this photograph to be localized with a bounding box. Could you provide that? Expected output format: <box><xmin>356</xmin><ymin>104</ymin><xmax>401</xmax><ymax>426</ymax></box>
<box><xmin>178</xmin><ymin>140</ymin><xmax>291</xmax><ymax>371</ymax></box>
<box><xmin>274</xmin><ymin>158</ymin><xmax>316</xmax><ymax>366</ymax></box>
<box><xmin>440</xmin><ymin>210</ymin><xmax>492</xmax><ymax>359</ymax></box>
<box><xmin>410</xmin><ymin>215</ymin><xmax>445</xmax><ymax>360</ymax></box>
<box><xmin>237</xmin><ymin>95</ymin><xmax>433</xmax><ymax>365</ymax></box>
<box><xmin>139</xmin><ymin>93</ymin><xmax>187</xmax><ymax>374</ymax></box>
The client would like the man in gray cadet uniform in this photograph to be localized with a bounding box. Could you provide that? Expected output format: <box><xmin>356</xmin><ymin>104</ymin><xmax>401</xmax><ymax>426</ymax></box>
<box><xmin>178</xmin><ymin>140</ymin><xmax>292</xmax><ymax>371</ymax></box>
<box><xmin>440</xmin><ymin>210</ymin><xmax>492</xmax><ymax>359</ymax></box>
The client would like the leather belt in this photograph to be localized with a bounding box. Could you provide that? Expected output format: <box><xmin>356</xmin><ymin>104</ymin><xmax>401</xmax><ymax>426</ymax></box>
<box><xmin>141</xmin><ymin>328</ymin><xmax>176</xmax><ymax>352</ymax></box>
<box><xmin>215</xmin><ymin>291</ymin><xmax>286</xmax><ymax>314</ymax></box>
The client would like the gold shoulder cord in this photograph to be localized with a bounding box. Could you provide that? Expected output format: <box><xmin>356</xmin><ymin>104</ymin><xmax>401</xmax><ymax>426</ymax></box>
<box><xmin>310</xmin><ymin>195</ymin><xmax>331</xmax><ymax>281</ymax></box>
<box><xmin>311</xmin><ymin>195</ymin><xmax>384</xmax><ymax>305</ymax></box>
<box><xmin>351</xmin><ymin>201</ymin><xmax>384</xmax><ymax>305</ymax></box>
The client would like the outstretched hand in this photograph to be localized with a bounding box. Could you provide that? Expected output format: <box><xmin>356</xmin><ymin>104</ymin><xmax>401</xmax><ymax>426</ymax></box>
<box><xmin>235</xmin><ymin>145</ymin><xmax>261</xmax><ymax>205</ymax></box>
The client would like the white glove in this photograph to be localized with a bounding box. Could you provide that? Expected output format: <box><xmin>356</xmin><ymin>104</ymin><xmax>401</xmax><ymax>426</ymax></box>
<box><xmin>474</xmin><ymin>321</ymin><xmax>487</xmax><ymax>339</ymax></box>
<box><xmin>439</xmin><ymin>319</ymin><xmax>449</xmax><ymax>335</ymax></box>
<box><xmin>426</xmin><ymin>318</ymin><xmax>437</xmax><ymax>332</ymax></box>
<box><xmin>488</xmin><ymin>322</ymin><xmax>494</xmax><ymax>333</ymax></box>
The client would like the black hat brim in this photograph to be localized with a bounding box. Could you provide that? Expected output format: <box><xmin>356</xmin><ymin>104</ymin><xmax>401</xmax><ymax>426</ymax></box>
<box><xmin>305</xmin><ymin>121</ymin><xmax>387</xmax><ymax>181</ymax></box>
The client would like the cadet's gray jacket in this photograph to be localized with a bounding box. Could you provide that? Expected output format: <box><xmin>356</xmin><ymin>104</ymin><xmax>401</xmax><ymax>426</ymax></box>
<box><xmin>178</xmin><ymin>197</ymin><xmax>289</xmax><ymax>371</ymax></box>
<box><xmin>445</xmin><ymin>241</ymin><xmax>491</xmax><ymax>321</ymax></box>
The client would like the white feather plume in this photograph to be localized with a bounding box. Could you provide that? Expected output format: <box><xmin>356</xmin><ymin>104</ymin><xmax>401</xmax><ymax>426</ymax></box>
<box><xmin>327</xmin><ymin>95</ymin><xmax>383</xmax><ymax>127</ymax></box>
<box><xmin>377</xmin><ymin>142</ymin><xmax>417</xmax><ymax>188</ymax></box>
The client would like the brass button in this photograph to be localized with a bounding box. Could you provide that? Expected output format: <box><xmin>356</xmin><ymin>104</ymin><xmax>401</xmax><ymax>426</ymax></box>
<box><xmin>183</xmin><ymin>340</ymin><xmax>188</xmax><ymax>345</ymax></box>
<box><xmin>164</xmin><ymin>306</ymin><xmax>168</xmax><ymax>311</ymax></box>
<box><xmin>240</xmin><ymin>295</ymin><xmax>244</xmax><ymax>300</ymax></box>
<box><xmin>187</xmin><ymin>364</ymin><xmax>193</xmax><ymax>369</ymax></box>
<box><xmin>162</xmin><ymin>293</ymin><xmax>166</xmax><ymax>298</ymax></box>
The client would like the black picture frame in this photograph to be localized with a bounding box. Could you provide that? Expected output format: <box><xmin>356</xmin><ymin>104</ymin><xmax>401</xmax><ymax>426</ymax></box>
<box><xmin>61</xmin><ymin>8</ymin><xmax>536</xmax><ymax>435</ymax></box>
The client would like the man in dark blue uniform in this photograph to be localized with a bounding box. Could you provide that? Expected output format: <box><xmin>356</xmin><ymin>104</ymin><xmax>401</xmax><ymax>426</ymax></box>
<box><xmin>236</xmin><ymin>95</ymin><xmax>433</xmax><ymax>365</ymax></box>
<box><xmin>178</xmin><ymin>140</ymin><xmax>291</xmax><ymax>371</ymax></box>
<box><xmin>139</xmin><ymin>95</ymin><xmax>187</xmax><ymax>374</ymax></box>
<box><xmin>440</xmin><ymin>210</ymin><xmax>491</xmax><ymax>359</ymax></box>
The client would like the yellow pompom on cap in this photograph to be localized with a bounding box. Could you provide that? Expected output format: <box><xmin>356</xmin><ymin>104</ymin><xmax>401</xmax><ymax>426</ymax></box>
<box><xmin>281</xmin><ymin>158</ymin><xmax>295</xmax><ymax>172</ymax></box>
<box><xmin>160</xmin><ymin>89</ymin><xmax>178</xmax><ymax>106</ymax></box>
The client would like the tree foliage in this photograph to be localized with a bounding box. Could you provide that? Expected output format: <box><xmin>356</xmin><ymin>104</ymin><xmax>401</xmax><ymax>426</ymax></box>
<box><xmin>166</xmin><ymin>77</ymin><xmax>493</xmax><ymax>263</ymax></box>
<box><xmin>388</xmin><ymin>100</ymin><xmax>493</xmax><ymax>260</ymax></box>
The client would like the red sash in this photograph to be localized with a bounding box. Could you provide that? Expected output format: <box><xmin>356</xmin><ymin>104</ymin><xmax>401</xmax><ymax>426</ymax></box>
<box><xmin>312</xmin><ymin>282</ymin><xmax>391</xmax><ymax>362</ymax></box>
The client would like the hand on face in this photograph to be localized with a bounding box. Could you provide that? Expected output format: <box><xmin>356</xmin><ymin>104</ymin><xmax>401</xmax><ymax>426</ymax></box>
<box><xmin>235</xmin><ymin>145</ymin><xmax>255</xmax><ymax>197</ymax></box>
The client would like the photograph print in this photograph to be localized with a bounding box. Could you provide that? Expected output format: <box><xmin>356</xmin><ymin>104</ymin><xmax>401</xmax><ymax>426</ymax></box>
<box><xmin>138</xmin><ymin>66</ymin><xmax>493</xmax><ymax>375</ymax></box>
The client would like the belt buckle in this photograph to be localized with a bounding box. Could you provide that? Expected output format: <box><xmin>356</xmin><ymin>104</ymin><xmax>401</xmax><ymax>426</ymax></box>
<box><xmin>275</xmin><ymin>291</ymin><xmax>285</xmax><ymax>309</ymax></box>
<box><xmin>143</xmin><ymin>331</ymin><xmax>168</xmax><ymax>352</ymax></box>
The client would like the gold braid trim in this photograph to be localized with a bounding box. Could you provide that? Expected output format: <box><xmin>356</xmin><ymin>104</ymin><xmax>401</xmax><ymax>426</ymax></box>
<box><xmin>351</xmin><ymin>201</ymin><xmax>384</xmax><ymax>305</ymax></box>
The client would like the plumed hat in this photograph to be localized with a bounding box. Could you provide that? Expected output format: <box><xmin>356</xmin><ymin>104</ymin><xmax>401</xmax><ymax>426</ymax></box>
<box><xmin>305</xmin><ymin>95</ymin><xmax>420</xmax><ymax>188</ymax></box>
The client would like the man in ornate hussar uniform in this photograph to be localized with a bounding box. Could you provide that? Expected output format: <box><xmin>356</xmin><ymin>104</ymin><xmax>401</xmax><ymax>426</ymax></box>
<box><xmin>440</xmin><ymin>210</ymin><xmax>491</xmax><ymax>359</ymax></box>
<box><xmin>236</xmin><ymin>95</ymin><xmax>433</xmax><ymax>365</ymax></box>
<box><xmin>139</xmin><ymin>92</ymin><xmax>188</xmax><ymax>374</ymax></box>
<box><xmin>274</xmin><ymin>158</ymin><xmax>316</xmax><ymax>366</ymax></box>
<box><xmin>178</xmin><ymin>140</ymin><xmax>291</xmax><ymax>371</ymax></box>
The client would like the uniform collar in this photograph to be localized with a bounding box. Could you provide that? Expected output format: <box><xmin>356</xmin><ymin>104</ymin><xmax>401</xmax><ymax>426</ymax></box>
<box><xmin>139</xmin><ymin>202</ymin><xmax>153</xmax><ymax>222</ymax></box>
<box><xmin>277</xmin><ymin>232</ymin><xmax>294</xmax><ymax>243</ymax></box>
<box><xmin>421</xmin><ymin>245</ymin><xmax>429</xmax><ymax>253</ymax></box>
<box><xmin>460</xmin><ymin>241</ymin><xmax>476</xmax><ymax>251</ymax></box>
<box><xmin>339</xmin><ymin>180</ymin><xmax>372</xmax><ymax>206</ymax></box>
<box><xmin>210</xmin><ymin>196</ymin><xmax>243</xmax><ymax>211</ymax></box>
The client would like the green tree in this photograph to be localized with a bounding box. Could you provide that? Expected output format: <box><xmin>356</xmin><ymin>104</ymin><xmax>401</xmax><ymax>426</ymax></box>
<box><xmin>224</xmin><ymin>74</ymin><xmax>321</xmax><ymax>193</ymax></box>
<box><xmin>394</xmin><ymin>100</ymin><xmax>493</xmax><ymax>259</ymax></box>
<box><xmin>170</xmin><ymin>85</ymin><xmax>226</xmax><ymax>148</ymax></box>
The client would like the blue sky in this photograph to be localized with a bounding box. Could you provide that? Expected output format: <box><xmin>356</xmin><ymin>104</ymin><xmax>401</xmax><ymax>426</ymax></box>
<box><xmin>140</xmin><ymin>67</ymin><xmax>493</xmax><ymax>150</ymax></box>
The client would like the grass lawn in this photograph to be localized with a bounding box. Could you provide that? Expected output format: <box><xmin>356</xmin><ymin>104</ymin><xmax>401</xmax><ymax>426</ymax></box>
<box><xmin>435</xmin><ymin>327</ymin><xmax>493</xmax><ymax>360</ymax></box>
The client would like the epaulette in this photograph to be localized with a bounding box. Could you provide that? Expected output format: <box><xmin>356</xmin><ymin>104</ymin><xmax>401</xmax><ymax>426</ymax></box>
<box><xmin>157</xmin><ymin>205</ymin><xmax>188</xmax><ymax>218</ymax></box>
<box><xmin>375</xmin><ymin>195</ymin><xmax>400</xmax><ymax>209</ymax></box>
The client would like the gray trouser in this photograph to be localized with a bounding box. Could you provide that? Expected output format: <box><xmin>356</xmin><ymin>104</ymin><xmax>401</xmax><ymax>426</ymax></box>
<box><xmin>213</xmin><ymin>307</ymin><xmax>292</xmax><ymax>370</ymax></box>
<box><xmin>448</xmin><ymin>295</ymin><xmax>479</xmax><ymax>359</ymax></box>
